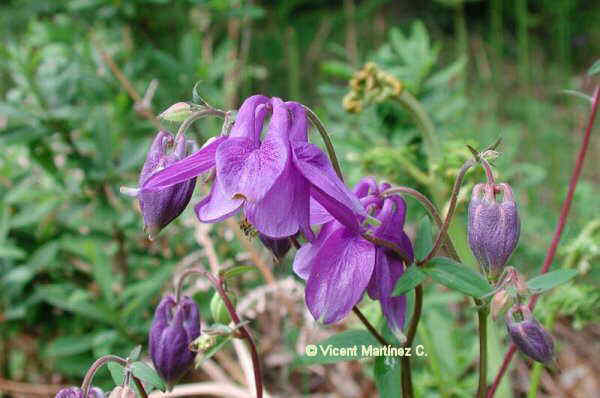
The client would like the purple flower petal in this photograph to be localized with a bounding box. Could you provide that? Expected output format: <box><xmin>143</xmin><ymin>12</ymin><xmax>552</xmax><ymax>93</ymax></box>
<box><xmin>353</xmin><ymin>176</ymin><xmax>379</xmax><ymax>198</ymax></box>
<box><xmin>305</xmin><ymin>227</ymin><xmax>375</xmax><ymax>324</ymax></box>
<box><xmin>309</xmin><ymin>196</ymin><xmax>335</xmax><ymax>225</ymax></box>
<box><xmin>195</xmin><ymin>178</ymin><xmax>242</xmax><ymax>223</ymax></box>
<box><xmin>380</xmin><ymin>294</ymin><xmax>407</xmax><ymax>334</ymax></box>
<box><xmin>292</xmin><ymin>142</ymin><xmax>366</xmax><ymax>232</ymax></box>
<box><xmin>244</xmin><ymin>162</ymin><xmax>311</xmax><ymax>238</ymax></box>
<box><xmin>216</xmin><ymin>98</ymin><xmax>290</xmax><ymax>202</ymax></box>
<box><xmin>293</xmin><ymin>221</ymin><xmax>340</xmax><ymax>279</ymax></box>
<box><xmin>142</xmin><ymin>136</ymin><xmax>225</xmax><ymax>192</ymax></box>
<box><xmin>374</xmin><ymin>196</ymin><xmax>414</xmax><ymax>264</ymax></box>
<box><xmin>229</xmin><ymin>95</ymin><xmax>270</xmax><ymax>140</ymax></box>
<box><xmin>285</xmin><ymin>101</ymin><xmax>309</xmax><ymax>142</ymax></box>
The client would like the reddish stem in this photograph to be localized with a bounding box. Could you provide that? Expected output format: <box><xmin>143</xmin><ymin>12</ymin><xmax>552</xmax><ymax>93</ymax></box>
<box><xmin>487</xmin><ymin>86</ymin><xmax>600</xmax><ymax>397</ymax></box>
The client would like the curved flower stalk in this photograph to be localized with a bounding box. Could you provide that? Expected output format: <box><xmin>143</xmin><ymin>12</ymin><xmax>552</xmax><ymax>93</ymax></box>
<box><xmin>293</xmin><ymin>177</ymin><xmax>414</xmax><ymax>335</ymax></box>
<box><xmin>141</xmin><ymin>95</ymin><xmax>366</xmax><ymax>240</ymax></box>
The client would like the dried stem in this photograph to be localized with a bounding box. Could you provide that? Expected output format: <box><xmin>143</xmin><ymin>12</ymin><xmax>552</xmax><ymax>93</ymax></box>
<box><xmin>487</xmin><ymin>86</ymin><xmax>600</xmax><ymax>397</ymax></box>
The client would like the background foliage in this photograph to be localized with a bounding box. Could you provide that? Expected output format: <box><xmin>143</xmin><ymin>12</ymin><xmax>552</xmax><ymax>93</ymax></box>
<box><xmin>1</xmin><ymin>0</ymin><xmax>599</xmax><ymax>397</ymax></box>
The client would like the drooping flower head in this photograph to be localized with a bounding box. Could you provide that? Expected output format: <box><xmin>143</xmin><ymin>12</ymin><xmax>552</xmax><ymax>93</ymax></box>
<box><xmin>54</xmin><ymin>387</ymin><xmax>104</xmax><ymax>398</ymax></box>
<box><xmin>140</xmin><ymin>96</ymin><xmax>366</xmax><ymax>241</ymax></box>
<box><xmin>468</xmin><ymin>182</ymin><xmax>520</xmax><ymax>280</ymax></box>
<box><xmin>122</xmin><ymin>131</ymin><xmax>197</xmax><ymax>240</ymax></box>
<box><xmin>149</xmin><ymin>295</ymin><xmax>201</xmax><ymax>388</ymax></box>
<box><xmin>505</xmin><ymin>304</ymin><xmax>555</xmax><ymax>365</ymax></box>
<box><xmin>293</xmin><ymin>177</ymin><xmax>413</xmax><ymax>336</ymax></box>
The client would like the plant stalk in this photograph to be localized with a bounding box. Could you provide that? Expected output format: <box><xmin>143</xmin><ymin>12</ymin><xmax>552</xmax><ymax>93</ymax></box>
<box><xmin>487</xmin><ymin>86</ymin><xmax>600</xmax><ymax>397</ymax></box>
<box><xmin>176</xmin><ymin>269</ymin><xmax>264</xmax><ymax>398</ymax></box>
<box><xmin>476</xmin><ymin>307</ymin><xmax>489</xmax><ymax>398</ymax></box>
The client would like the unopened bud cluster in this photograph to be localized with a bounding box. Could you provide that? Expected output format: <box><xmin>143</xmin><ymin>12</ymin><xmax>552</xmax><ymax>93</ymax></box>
<box><xmin>343</xmin><ymin>62</ymin><xmax>404</xmax><ymax>113</ymax></box>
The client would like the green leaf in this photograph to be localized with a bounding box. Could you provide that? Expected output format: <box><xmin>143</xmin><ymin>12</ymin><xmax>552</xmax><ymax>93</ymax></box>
<box><xmin>527</xmin><ymin>269</ymin><xmax>578</xmax><ymax>294</ymax></box>
<box><xmin>131</xmin><ymin>361</ymin><xmax>166</xmax><ymax>392</ymax></box>
<box><xmin>293</xmin><ymin>330</ymin><xmax>381</xmax><ymax>366</ymax></box>
<box><xmin>128</xmin><ymin>345</ymin><xmax>142</xmax><ymax>361</ymax></box>
<box><xmin>37</xmin><ymin>285</ymin><xmax>115</xmax><ymax>324</ymax></box>
<box><xmin>0</xmin><ymin>244</ymin><xmax>26</xmax><ymax>260</ymax></box>
<box><xmin>391</xmin><ymin>266</ymin><xmax>427</xmax><ymax>296</ymax></box>
<box><xmin>107</xmin><ymin>362</ymin><xmax>125</xmax><ymax>386</ymax></box>
<box><xmin>219</xmin><ymin>265</ymin><xmax>257</xmax><ymax>280</ymax></box>
<box><xmin>414</xmin><ymin>216</ymin><xmax>433</xmax><ymax>262</ymax></box>
<box><xmin>588</xmin><ymin>59</ymin><xmax>600</xmax><ymax>76</ymax></box>
<box><xmin>422</xmin><ymin>257</ymin><xmax>492</xmax><ymax>298</ymax></box>
<box><xmin>374</xmin><ymin>356</ymin><xmax>402</xmax><ymax>397</ymax></box>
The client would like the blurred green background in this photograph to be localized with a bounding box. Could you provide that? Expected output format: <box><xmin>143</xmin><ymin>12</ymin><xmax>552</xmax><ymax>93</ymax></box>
<box><xmin>1</xmin><ymin>0</ymin><xmax>599</xmax><ymax>397</ymax></box>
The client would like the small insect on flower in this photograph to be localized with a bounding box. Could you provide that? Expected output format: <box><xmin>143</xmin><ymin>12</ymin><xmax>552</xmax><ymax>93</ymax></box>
<box><xmin>468</xmin><ymin>182</ymin><xmax>521</xmax><ymax>281</ymax></box>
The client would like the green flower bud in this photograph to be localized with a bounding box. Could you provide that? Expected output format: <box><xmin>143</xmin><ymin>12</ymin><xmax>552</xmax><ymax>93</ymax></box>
<box><xmin>210</xmin><ymin>291</ymin><xmax>236</xmax><ymax>325</ymax></box>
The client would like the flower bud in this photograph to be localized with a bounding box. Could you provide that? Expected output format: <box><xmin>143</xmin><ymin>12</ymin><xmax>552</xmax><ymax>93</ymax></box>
<box><xmin>258</xmin><ymin>233</ymin><xmax>291</xmax><ymax>261</ymax></box>
<box><xmin>54</xmin><ymin>387</ymin><xmax>104</xmax><ymax>398</ymax></box>
<box><xmin>468</xmin><ymin>183</ymin><xmax>520</xmax><ymax>280</ymax></box>
<box><xmin>505</xmin><ymin>304</ymin><xmax>554</xmax><ymax>364</ymax></box>
<box><xmin>108</xmin><ymin>386</ymin><xmax>135</xmax><ymax>398</ymax></box>
<box><xmin>149</xmin><ymin>295</ymin><xmax>201</xmax><ymax>388</ymax></box>
<box><xmin>491</xmin><ymin>289</ymin><xmax>511</xmax><ymax>321</ymax></box>
<box><xmin>138</xmin><ymin>131</ymin><xmax>196</xmax><ymax>240</ymax></box>
<box><xmin>210</xmin><ymin>291</ymin><xmax>236</xmax><ymax>325</ymax></box>
<box><xmin>159</xmin><ymin>102</ymin><xmax>194</xmax><ymax>123</ymax></box>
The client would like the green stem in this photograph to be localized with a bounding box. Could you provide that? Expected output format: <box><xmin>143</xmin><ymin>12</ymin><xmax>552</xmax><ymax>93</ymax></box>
<box><xmin>420</xmin><ymin>159</ymin><xmax>475</xmax><ymax>265</ymax></box>
<box><xmin>476</xmin><ymin>307</ymin><xmax>489</xmax><ymax>398</ymax></box>
<box><xmin>352</xmin><ymin>307</ymin><xmax>390</xmax><ymax>346</ymax></box>
<box><xmin>394</xmin><ymin>91</ymin><xmax>439</xmax><ymax>160</ymax></box>
<box><xmin>303</xmin><ymin>105</ymin><xmax>344</xmax><ymax>180</ymax></box>
<box><xmin>175</xmin><ymin>108</ymin><xmax>226</xmax><ymax>141</ymax></box>
<box><xmin>382</xmin><ymin>186</ymin><xmax>460</xmax><ymax>261</ymax></box>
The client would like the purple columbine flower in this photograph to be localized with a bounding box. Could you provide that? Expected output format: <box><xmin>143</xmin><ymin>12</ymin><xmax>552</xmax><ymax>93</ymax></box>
<box><xmin>54</xmin><ymin>387</ymin><xmax>104</xmax><ymax>398</ymax></box>
<box><xmin>121</xmin><ymin>131</ymin><xmax>196</xmax><ymax>240</ymax></box>
<box><xmin>293</xmin><ymin>177</ymin><xmax>413</xmax><ymax>335</ymax></box>
<box><xmin>149</xmin><ymin>295</ymin><xmax>201</xmax><ymax>388</ymax></box>
<box><xmin>141</xmin><ymin>95</ymin><xmax>366</xmax><ymax>240</ymax></box>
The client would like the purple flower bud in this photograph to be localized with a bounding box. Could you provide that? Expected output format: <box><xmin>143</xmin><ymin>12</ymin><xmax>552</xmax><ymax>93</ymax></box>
<box><xmin>138</xmin><ymin>131</ymin><xmax>196</xmax><ymax>240</ymax></box>
<box><xmin>505</xmin><ymin>304</ymin><xmax>555</xmax><ymax>364</ymax></box>
<box><xmin>258</xmin><ymin>233</ymin><xmax>292</xmax><ymax>260</ymax></box>
<box><xmin>149</xmin><ymin>294</ymin><xmax>201</xmax><ymax>388</ymax></box>
<box><xmin>54</xmin><ymin>387</ymin><xmax>104</xmax><ymax>398</ymax></box>
<box><xmin>468</xmin><ymin>183</ymin><xmax>520</xmax><ymax>280</ymax></box>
